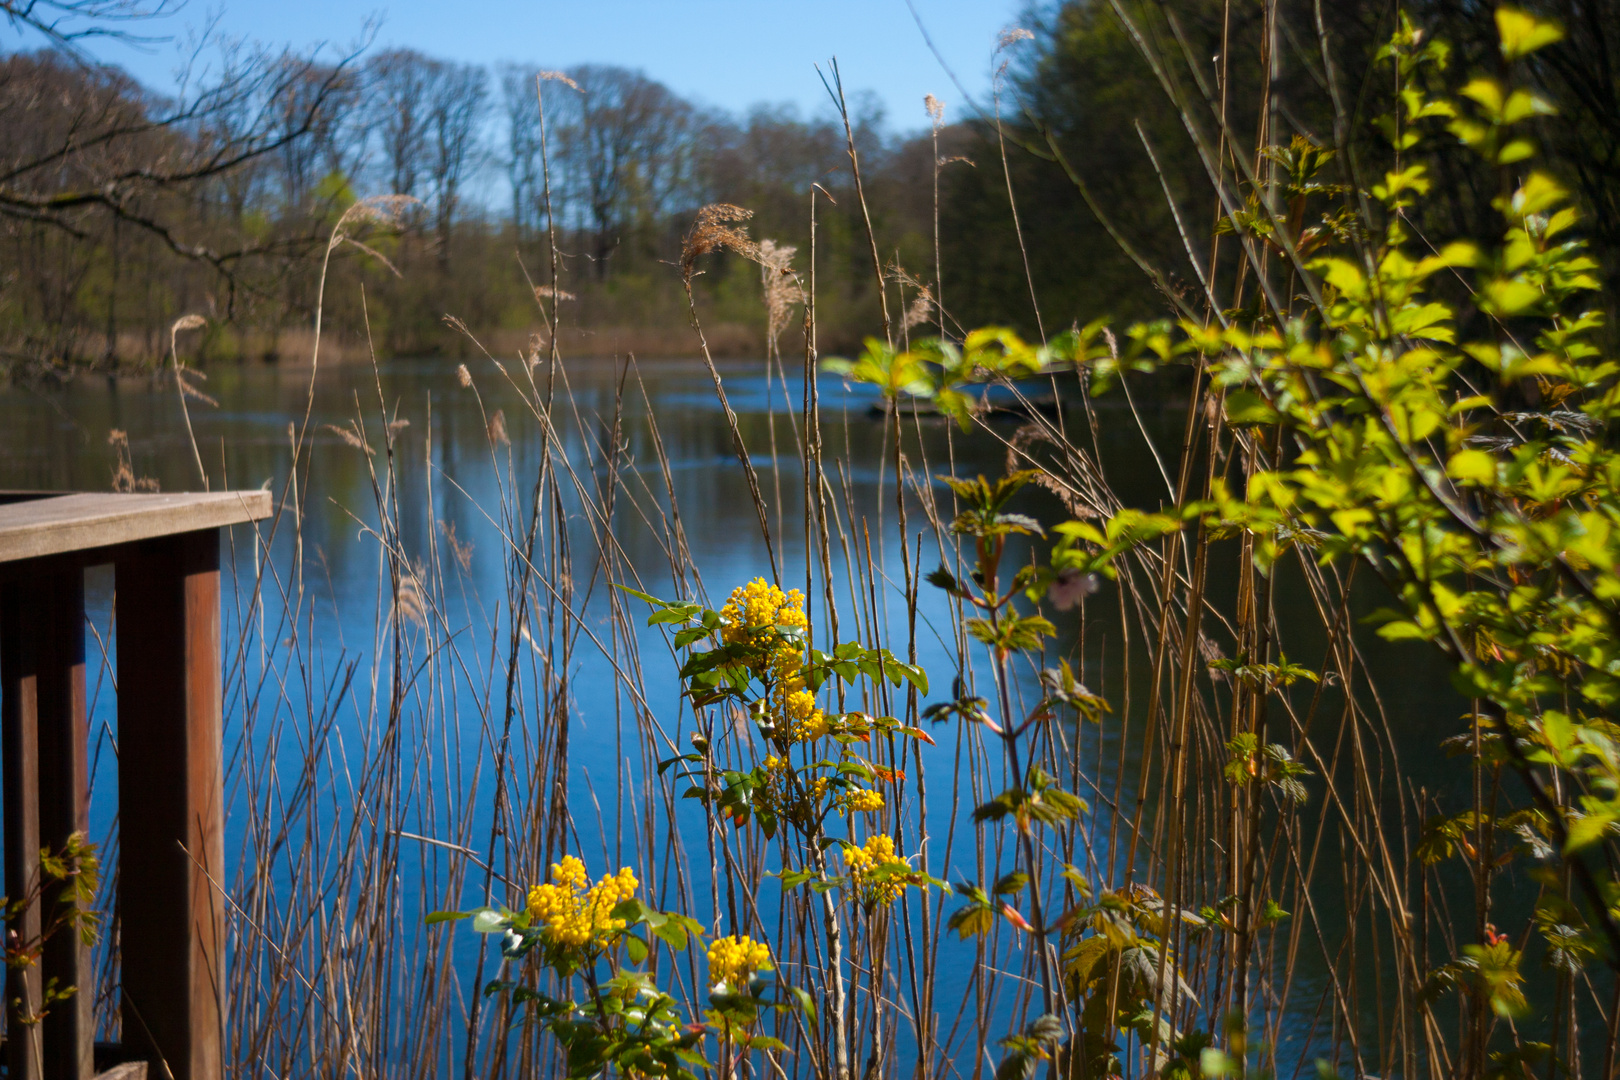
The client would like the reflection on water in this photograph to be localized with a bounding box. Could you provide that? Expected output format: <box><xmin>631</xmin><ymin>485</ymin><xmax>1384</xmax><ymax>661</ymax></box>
<box><xmin>0</xmin><ymin>356</ymin><xmax>1473</xmax><ymax>1068</ymax></box>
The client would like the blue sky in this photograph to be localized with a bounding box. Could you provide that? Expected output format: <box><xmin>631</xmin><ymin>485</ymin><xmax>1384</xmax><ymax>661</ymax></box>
<box><xmin>41</xmin><ymin>0</ymin><xmax>1033</xmax><ymax>132</ymax></box>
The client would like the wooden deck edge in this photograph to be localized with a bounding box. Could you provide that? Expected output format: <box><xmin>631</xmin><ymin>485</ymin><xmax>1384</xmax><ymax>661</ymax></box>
<box><xmin>0</xmin><ymin>491</ymin><xmax>272</xmax><ymax>564</ymax></box>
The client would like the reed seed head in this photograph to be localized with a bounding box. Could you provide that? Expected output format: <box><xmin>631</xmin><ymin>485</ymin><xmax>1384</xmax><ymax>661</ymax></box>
<box><xmin>538</xmin><ymin>70</ymin><xmax>581</xmax><ymax>92</ymax></box>
<box><xmin>682</xmin><ymin>203</ymin><xmax>761</xmax><ymax>283</ymax></box>
<box><xmin>997</xmin><ymin>27</ymin><xmax>1033</xmax><ymax>50</ymax></box>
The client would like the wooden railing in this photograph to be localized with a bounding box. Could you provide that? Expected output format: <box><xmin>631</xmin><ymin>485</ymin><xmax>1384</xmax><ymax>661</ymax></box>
<box><xmin>0</xmin><ymin>492</ymin><xmax>270</xmax><ymax>1080</ymax></box>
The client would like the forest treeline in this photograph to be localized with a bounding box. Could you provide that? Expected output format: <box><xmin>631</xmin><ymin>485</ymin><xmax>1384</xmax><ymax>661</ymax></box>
<box><xmin>2</xmin><ymin>0</ymin><xmax>1617</xmax><ymax>376</ymax></box>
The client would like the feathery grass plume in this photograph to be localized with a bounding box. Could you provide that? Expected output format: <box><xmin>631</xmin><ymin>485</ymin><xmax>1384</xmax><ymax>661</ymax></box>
<box><xmin>438</xmin><ymin>520</ymin><xmax>473</xmax><ymax>572</ymax></box>
<box><xmin>173</xmin><ymin>355</ymin><xmax>219</xmax><ymax>407</ymax></box>
<box><xmin>757</xmin><ymin>239</ymin><xmax>804</xmax><ymax>343</ymax></box>
<box><xmin>327</xmin><ymin>195</ymin><xmax>419</xmax><ymax>275</ymax></box>
<box><xmin>757</xmin><ymin>237</ymin><xmax>794</xmax><ymax>272</ymax></box>
<box><xmin>107</xmin><ymin>429</ymin><xmax>133</xmax><ymax>492</ymax></box>
<box><xmin>332</xmin><ymin>194</ymin><xmax>418</xmax><ymax>238</ymax></box>
<box><xmin>681</xmin><ymin>203</ymin><xmax>761</xmax><ymax>284</ymax></box>
<box><xmin>456</xmin><ymin>363</ymin><xmax>472</xmax><ymax>387</ymax></box>
<box><xmin>1005</xmin><ymin>423</ymin><xmax>1093</xmax><ymax>518</ymax></box>
<box><xmin>178</xmin><ymin>375</ymin><xmax>219</xmax><ymax>407</ymax></box>
<box><xmin>996</xmin><ymin>26</ymin><xmax>1033</xmax><ymax>50</ymax></box>
<box><xmin>487</xmin><ymin>409</ymin><xmax>509</xmax><ymax>447</ymax></box>
<box><xmin>889</xmin><ymin>264</ymin><xmax>944</xmax><ymax>332</ymax></box>
<box><xmin>538</xmin><ymin>70</ymin><xmax>581</xmax><ymax>92</ymax></box>
<box><xmin>900</xmin><ymin>286</ymin><xmax>935</xmax><ymax>333</ymax></box>
<box><xmin>323</xmin><ymin>421</ymin><xmax>373</xmax><ymax>454</ymax></box>
<box><xmin>106</xmin><ymin>429</ymin><xmax>158</xmax><ymax>493</ymax></box>
<box><xmin>925</xmin><ymin>92</ymin><xmax>944</xmax><ymax>132</ymax></box>
<box><xmin>392</xmin><ymin>563</ymin><xmax>427</xmax><ymax>630</ymax></box>
<box><xmin>168</xmin><ymin>314</ymin><xmax>211</xmax><ymax>487</ymax></box>
<box><xmin>534</xmin><ymin>285</ymin><xmax>575</xmax><ymax>302</ymax></box>
<box><xmin>168</xmin><ymin>328</ymin><xmax>215</xmax><ymax>406</ymax></box>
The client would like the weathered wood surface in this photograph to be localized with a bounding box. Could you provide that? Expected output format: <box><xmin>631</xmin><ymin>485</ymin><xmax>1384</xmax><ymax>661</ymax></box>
<box><xmin>38</xmin><ymin>565</ymin><xmax>93</xmax><ymax>1080</ymax></box>
<box><xmin>117</xmin><ymin>532</ymin><xmax>224</xmax><ymax>1080</ymax></box>
<box><xmin>0</xmin><ymin>492</ymin><xmax>270</xmax><ymax>563</ymax></box>
<box><xmin>0</xmin><ymin>561</ymin><xmax>93</xmax><ymax>1078</ymax></box>
<box><xmin>0</xmin><ymin>494</ymin><xmax>257</xmax><ymax>1078</ymax></box>
<box><xmin>3</xmin><ymin>576</ymin><xmax>45</xmax><ymax>1080</ymax></box>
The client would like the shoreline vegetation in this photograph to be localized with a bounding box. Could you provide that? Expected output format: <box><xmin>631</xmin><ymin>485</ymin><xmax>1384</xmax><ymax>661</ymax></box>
<box><xmin>3</xmin><ymin>1</ymin><xmax>1620</xmax><ymax>1079</ymax></box>
<box><xmin>46</xmin><ymin>323</ymin><xmax>775</xmax><ymax>370</ymax></box>
<box><xmin>6</xmin><ymin>0</ymin><xmax>1617</xmax><ymax>382</ymax></box>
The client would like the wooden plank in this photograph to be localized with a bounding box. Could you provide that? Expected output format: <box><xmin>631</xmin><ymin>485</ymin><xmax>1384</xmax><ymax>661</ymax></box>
<box><xmin>0</xmin><ymin>491</ymin><xmax>70</xmax><ymax>505</ymax></box>
<box><xmin>3</xmin><ymin>577</ymin><xmax>45</xmax><ymax>1080</ymax></box>
<box><xmin>117</xmin><ymin>532</ymin><xmax>224</xmax><ymax>1080</ymax></box>
<box><xmin>36</xmin><ymin>565</ymin><xmax>94</xmax><ymax>1080</ymax></box>
<box><xmin>0</xmin><ymin>492</ymin><xmax>270</xmax><ymax>564</ymax></box>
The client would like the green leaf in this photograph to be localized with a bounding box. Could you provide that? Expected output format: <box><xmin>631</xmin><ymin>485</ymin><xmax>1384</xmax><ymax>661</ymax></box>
<box><xmin>777</xmin><ymin>868</ymin><xmax>816</xmax><ymax>890</ymax></box>
<box><xmin>948</xmin><ymin>903</ymin><xmax>996</xmax><ymax>939</ymax></box>
<box><xmin>613</xmin><ymin>583</ymin><xmax>663</xmax><ymax>606</ymax></box>
<box><xmin>425</xmin><ymin>910</ymin><xmax>470</xmax><ymax>925</ymax></box>
<box><xmin>673</xmin><ymin>626</ymin><xmax>711</xmax><ymax>648</ymax></box>
<box><xmin>1258</xmin><ymin>898</ymin><xmax>1291</xmax><ymax>927</ymax></box>
<box><xmin>471</xmin><ymin>909</ymin><xmax>508</xmax><ymax>934</ymax></box>
<box><xmin>1482</xmin><ymin>278</ymin><xmax>1543</xmax><ymax>316</ymax></box>
<box><xmin>1497</xmin><ymin>7</ymin><xmax>1564</xmax><ymax>60</ymax></box>
<box><xmin>926</xmin><ymin>565</ymin><xmax>966</xmax><ymax>596</ymax></box>
<box><xmin>993</xmin><ymin>871</ymin><xmax>1029</xmax><ymax>895</ymax></box>
<box><xmin>789</xmin><ymin>985</ymin><xmax>818</xmax><ymax>1024</ymax></box>
<box><xmin>1224</xmin><ymin>389</ymin><xmax>1279</xmax><ymax>426</ymax></box>
<box><xmin>1376</xmin><ymin>620</ymin><xmax>1429</xmax><ymax>642</ymax></box>
<box><xmin>1447</xmin><ymin>449</ymin><xmax>1497</xmax><ymax>484</ymax></box>
<box><xmin>652</xmin><ymin>920</ymin><xmax>690</xmax><ymax>951</ymax></box>
<box><xmin>1563</xmin><ymin>809</ymin><xmax>1615</xmax><ymax>853</ymax></box>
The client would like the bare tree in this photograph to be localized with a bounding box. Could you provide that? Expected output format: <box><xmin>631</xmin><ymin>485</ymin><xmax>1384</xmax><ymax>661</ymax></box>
<box><xmin>366</xmin><ymin>48</ymin><xmax>433</xmax><ymax>202</ymax></box>
<box><xmin>1</xmin><ymin>0</ymin><xmax>176</xmax><ymax>55</ymax></box>
<box><xmin>0</xmin><ymin>39</ymin><xmax>363</xmax><ymax>304</ymax></box>
<box><xmin>500</xmin><ymin>62</ymin><xmax>544</xmax><ymax>242</ymax></box>
<box><xmin>274</xmin><ymin>58</ymin><xmax>363</xmax><ymax>215</ymax></box>
<box><xmin>556</xmin><ymin>64</ymin><xmax>695</xmax><ymax>278</ymax></box>
<box><xmin>424</xmin><ymin>58</ymin><xmax>486</xmax><ymax>268</ymax></box>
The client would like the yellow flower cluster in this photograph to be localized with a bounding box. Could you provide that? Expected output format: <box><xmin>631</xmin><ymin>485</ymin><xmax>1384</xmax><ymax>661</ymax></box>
<box><xmin>720</xmin><ymin>579</ymin><xmax>807</xmax><ymax>655</ymax></box>
<box><xmin>707</xmin><ymin>934</ymin><xmax>772</xmax><ymax>989</ymax></box>
<box><xmin>720</xmin><ymin>580</ymin><xmax>828</xmax><ymax>746</ymax></box>
<box><xmin>843</xmin><ymin>834</ymin><xmax>911</xmax><ymax>905</ymax></box>
<box><xmin>839</xmin><ymin>788</ymin><xmax>885</xmax><ymax>814</ymax></box>
<box><xmin>525</xmin><ymin>856</ymin><xmax>639</xmax><ymax>948</ymax></box>
<box><xmin>760</xmin><ymin>755</ymin><xmax>828</xmax><ymax>821</ymax></box>
<box><xmin>780</xmin><ymin>686</ymin><xmax>828</xmax><ymax>743</ymax></box>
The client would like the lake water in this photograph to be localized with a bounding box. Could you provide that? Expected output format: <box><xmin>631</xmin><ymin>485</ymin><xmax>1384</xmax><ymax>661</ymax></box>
<box><xmin>0</xmin><ymin>355</ymin><xmax>1487</xmax><ymax>1076</ymax></box>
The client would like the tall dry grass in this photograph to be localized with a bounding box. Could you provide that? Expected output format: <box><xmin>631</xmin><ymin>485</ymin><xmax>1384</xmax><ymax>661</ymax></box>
<box><xmin>40</xmin><ymin>5</ymin><xmax>1616</xmax><ymax>1080</ymax></box>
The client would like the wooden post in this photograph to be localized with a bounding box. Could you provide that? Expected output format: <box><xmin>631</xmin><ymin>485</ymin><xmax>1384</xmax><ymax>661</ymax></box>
<box><xmin>2</xmin><ymin>577</ymin><xmax>45</xmax><ymax>1080</ymax></box>
<box><xmin>36</xmin><ymin>565</ymin><xmax>93</xmax><ymax>1080</ymax></box>
<box><xmin>117</xmin><ymin>532</ymin><xmax>224</xmax><ymax>1080</ymax></box>
<box><xmin>2</xmin><ymin>561</ymin><xmax>91</xmax><ymax>1080</ymax></box>
<box><xmin>0</xmin><ymin>492</ymin><xmax>266</xmax><ymax>1078</ymax></box>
